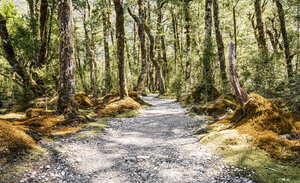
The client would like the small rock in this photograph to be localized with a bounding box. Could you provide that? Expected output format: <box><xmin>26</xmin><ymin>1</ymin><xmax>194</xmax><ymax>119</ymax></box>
<box><xmin>137</xmin><ymin>156</ymin><xmax>150</xmax><ymax>160</ymax></box>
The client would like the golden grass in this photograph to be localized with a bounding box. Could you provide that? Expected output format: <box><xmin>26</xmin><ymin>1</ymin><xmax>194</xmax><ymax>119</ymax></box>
<box><xmin>218</xmin><ymin>93</ymin><xmax>299</xmax><ymax>160</ymax></box>
<box><xmin>0</xmin><ymin>120</ymin><xmax>36</xmax><ymax>152</ymax></box>
<box><xmin>75</xmin><ymin>92</ymin><xmax>93</xmax><ymax>108</ymax></box>
<box><xmin>96</xmin><ymin>97</ymin><xmax>141</xmax><ymax>118</ymax></box>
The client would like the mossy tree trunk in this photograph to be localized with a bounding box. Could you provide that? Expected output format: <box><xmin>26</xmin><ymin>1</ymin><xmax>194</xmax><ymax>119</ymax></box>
<box><xmin>275</xmin><ymin>0</ymin><xmax>293</xmax><ymax>82</ymax></box>
<box><xmin>57</xmin><ymin>0</ymin><xmax>78</xmax><ymax>116</ymax></box>
<box><xmin>128</xmin><ymin>7</ymin><xmax>165</xmax><ymax>95</ymax></box>
<box><xmin>213</xmin><ymin>0</ymin><xmax>228</xmax><ymax>92</ymax></box>
<box><xmin>0</xmin><ymin>13</ymin><xmax>41</xmax><ymax>96</ymax></box>
<box><xmin>254</xmin><ymin>0</ymin><xmax>268</xmax><ymax>57</ymax></box>
<box><xmin>136</xmin><ymin>0</ymin><xmax>148</xmax><ymax>95</ymax></box>
<box><xmin>184</xmin><ymin>0</ymin><xmax>191</xmax><ymax>82</ymax></box>
<box><xmin>114</xmin><ymin>0</ymin><xmax>128</xmax><ymax>99</ymax></box>
<box><xmin>103</xmin><ymin>9</ymin><xmax>112</xmax><ymax>92</ymax></box>
<box><xmin>37</xmin><ymin>0</ymin><xmax>49</xmax><ymax>67</ymax></box>
<box><xmin>202</xmin><ymin>0</ymin><xmax>215</xmax><ymax>101</ymax></box>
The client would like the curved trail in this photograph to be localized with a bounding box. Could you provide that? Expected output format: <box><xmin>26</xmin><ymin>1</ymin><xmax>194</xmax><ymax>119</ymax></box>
<box><xmin>21</xmin><ymin>95</ymin><xmax>252</xmax><ymax>183</ymax></box>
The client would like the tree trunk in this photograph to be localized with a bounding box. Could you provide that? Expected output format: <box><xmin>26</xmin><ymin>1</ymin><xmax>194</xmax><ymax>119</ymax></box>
<box><xmin>159</xmin><ymin>9</ymin><xmax>168</xmax><ymax>89</ymax></box>
<box><xmin>57</xmin><ymin>0</ymin><xmax>77</xmax><ymax>116</ymax></box>
<box><xmin>254</xmin><ymin>0</ymin><xmax>268</xmax><ymax>56</ymax></box>
<box><xmin>103</xmin><ymin>12</ymin><xmax>112</xmax><ymax>92</ymax></box>
<box><xmin>0</xmin><ymin>13</ymin><xmax>40</xmax><ymax>95</ymax></box>
<box><xmin>275</xmin><ymin>0</ymin><xmax>293</xmax><ymax>82</ymax></box>
<box><xmin>171</xmin><ymin>9</ymin><xmax>178</xmax><ymax>74</ymax></box>
<box><xmin>128</xmin><ymin>7</ymin><xmax>165</xmax><ymax>94</ymax></box>
<box><xmin>202</xmin><ymin>0</ymin><xmax>215</xmax><ymax>101</ymax></box>
<box><xmin>135</xmin><ymin>0</ymin><xmax>147</xmax><ymax>94</ymax></box>
<box><xmin>37</xmin><ymin>0</ymin><xmax>49</xmax><ymax>67</ymax></box>
<box><xmin>114</xmin><ymin>0</ymin><xmax>128</xmax><ymax>99</ymax></box>
<box><xmin>228</xmin><ymin>42</ymin><xmax>248</xmax><ymax>108</ymax></box>
<box><xmin>184</xmin><ymin>0</ymin><xmax>191</xmax><ymax>82</ymax></box>
<box><xmin>213</xmin><ymin>0</ymin><xmax>228</xmax><ymax>92</ymax></box>
<box><xmin>233</xmin><ymin>4</ymin><xmax>237</xmax><ymax>59</ymax></box>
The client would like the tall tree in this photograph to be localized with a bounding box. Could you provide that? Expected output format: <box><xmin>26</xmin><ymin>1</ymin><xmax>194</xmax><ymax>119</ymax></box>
<box><xmin>135</xmin><ymin>0</ymin><xmax>148</xmax><ymax>94</ymax></box>
<box><xmin>213</xmin><ymin>0</ymin><xmax>228</xmax><ymax>92</ymax></box>
<box><xmin>202</xmin><ymin>0</ymin><xmax>215</xmax><ymax>101</ymax></box>
<box><xmin>275</xmin><ymin>0</ymin><xmax>293</xmax><ymax>82</ymax></box>
<box><xmin>184</xmin><ymin>0</ymin><xmax>191</xmax><ymax>82</ymax></box>
<box><xmin>103</xmin><ymin>11</ymin><xmax>112</xmax><ymax>92</ymax></box>
<box><xmin>37</xmin><ymin>0</ymin><xmax>49</xmax><ymax>67</ymax></box>
<box><xmin>57</xmin><ymin>0</ymin><xmax>77</xmax><ymax>116</ymax></box>
<box><xmin>254</xmin><ymin>0</ymin><xmax>268</xmax><ymax>57</ymax></box>
<box><xmin>0</xmin><ymin>13</ymin><xmax>40</xmax><ymax>95</ymax></box>
<box><xmin>128</xmin><ymin>7</ymin><xmax>165</xmax><ymax>94</ymax></box>
<box><xmin>114</xmin><ymin>0</ymin><xmax>128</xmax><ymax>99</ymax></box>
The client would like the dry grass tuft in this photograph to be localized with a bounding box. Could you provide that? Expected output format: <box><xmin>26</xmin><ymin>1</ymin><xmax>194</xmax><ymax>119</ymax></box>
<box><xmin>96</xmin><ymin>97</ymin><xmax>141</xmax><ymax>118</ymax></box>
<box><xmin>25</xmin><ymin>108</ymin><xmax>55</xmax><ymax>118</ymax></box>
<box><xmin>0</xmin><ymin>120</ymin><xmax>36</xmax><ymax>152</ymax></box>
<box><xmin>128</xmin><ymin>91</ymin><xmax>150</xmax><ymax>106</ymax></box>
<box><xmin>12</xmin><ymin>115</ymin><xmax>65</xmax><ymax>135</ymax></box>
<box><xmin>191</xmin><ymin>98</ymin><xmax>237</xmax><ymax>119</ymax></box>
<box><xmin>75</xmin><ymin>92</ymin><xmax>93</xmax><ymax>108</ymax></box>
<box><xmin>218</xmin><ymin>93</ymin><xmax>300</xmax><ymax>159</ymax></box>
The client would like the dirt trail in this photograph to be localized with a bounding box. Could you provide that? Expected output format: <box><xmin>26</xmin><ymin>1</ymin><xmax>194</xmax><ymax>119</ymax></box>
<box><xmin>20</xmin><ymin>94</ymin><xmax>252</xmax><ymax>183</ymax></box>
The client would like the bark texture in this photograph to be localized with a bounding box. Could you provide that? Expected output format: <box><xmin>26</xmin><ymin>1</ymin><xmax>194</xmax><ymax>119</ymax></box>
<box><xmin>213</xmin><ymin>0</ymin><xmax>228</xmax><ymax>91</ymax></box>
<box><xmin>114</xmin><ymin>0</ymin><xmax>128</xmax><ymax>99</ymax></box>
<box><xmin>57</xmin><ymin>0</ymin><xmax>77</xmax><ymax>115</ymax></box>
<box><xmin>37</xmin><ymin>0</ymin><xmax>49</xmax><ymax>67</ymax></box>
<box><xmin>202</xmin><ymin>0</ymin><xmax>215</xmax><ymax>101</ymax></box>
<box><xmin>0</xmin><ymin>13</ymin><xmax>39</xmax><ymax>94</ymax></box>
<box><xmin>136</xmin><ymin>0</ymin><xmax>148</xmax><ymax>94</ymax></box>
<box><xmin>275</xmin><ymin>0</ymin><xmax>293</xmax><ymax>81</ymax></box>
<box><xmin>184</xmin><ymin>0</ymin><xmax>191</xmax><ymax>81</ymax></box>
<box><xmin>228</xmin><ymin>42</ymin><xmax>248</xmax><ymax>108</ymax></box>
<box><xmin>103</xmin><ymin>11</ymin><xmax>112</xmax><ymax>92</ymax></box>
<box><xmin>254</xmin><ymin>0</ymin><xmax>268</xmax><ymax>56</ymax></box>
<box><xmin>128</xmin><ymin>7</ymin><xmax>165</xmax><ymax>95</ymax></box>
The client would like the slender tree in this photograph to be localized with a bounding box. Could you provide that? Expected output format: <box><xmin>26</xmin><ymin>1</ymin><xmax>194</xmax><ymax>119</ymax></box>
<box><xmin>254</xmin><ymin>0</ymin><xmax>268</xmax><ymax>57</ymax></box>
<box><xmin>37</xmin><ymin>0</ymin><xmax>49</xmax><ymax>67</ymax></box>
<box><xmin>103</xmin><ymin>11</ymin><xmax>112</xmax><ymax>92</ymax></box>
<box><xmin>114</xmin><ymin>0</ymin><xmax>128</xmax><ymax>99</ymax></box>
<box><xmin>202</xmin><ymin>0</ymin><xmax>215</xmax><ymax>101</ymax></box>
<box><xmin>135</xmin><ymin>0</ymin><xmax>148</xmax><ymax>94</ymax></box>
<box><xmin>184</xmin><ymin>0</ymin><xmax>191</xmax><ymax>82</ymax></box>
<box><xmin>213</xmin><ymin>0</ymin><xmax>228</xmax><ymax>92</ymax></box>
<box><xmin>275</xmin><ymin>0</ymin><xmax>293</xmax><ymax>82</ymax></box>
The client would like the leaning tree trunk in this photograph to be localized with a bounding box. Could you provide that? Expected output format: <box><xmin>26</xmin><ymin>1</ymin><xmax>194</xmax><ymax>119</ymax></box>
<box><xmin>128</xmin><ymin>7</ymin><xmax>165</xmax><ymax>94</ymax></box>
<box><xmin>213</xmin><ymin>0</ymin><xmax>228</xmax><ymax>92</ymax></box>
<box><xmin>37</xmin><ymin>0</ymin><xmax>49</xmax><ymax>67</ymax></box>
<box><xmin>0</xmin><ymin>13</ymin><xmax>40</xmax><ymax>95</ymax></box>
<box><xmin>114</xmin><ymin>0</ymin><xmax>128</xmax><ymax>99</ymax></box>
<box><xmin>135</xmin><ymin>0</ymin><xmax>148</xmax><ymax>94</ymax></box>
<box><xmin>228</xmin><ymin>42</ymin><xmax>248</xmax><ymax>109</ymax></box>
<box><xmin>275</xmin><ymin>0</ymin><xmax>293</xmax><ymax>82</ymax></box>
<box><xmin>57</xmin><ymin>0</ymin><xmax>77</xmax><ymax>116</ymax></box>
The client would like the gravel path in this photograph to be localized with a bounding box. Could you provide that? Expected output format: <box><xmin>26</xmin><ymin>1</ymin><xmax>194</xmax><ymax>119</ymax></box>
<box><xmin>20</xmin><ymin>94</ymin><xmax>253</xmax><ymax>183</ymax></box>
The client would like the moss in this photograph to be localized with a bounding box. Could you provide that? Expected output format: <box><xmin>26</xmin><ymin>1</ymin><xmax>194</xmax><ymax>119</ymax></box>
<box><xmin>96</xmin><ymin>97</ymin><xmax>141</xmax><ymax>118</ymax></box>
<box><xmin>218</xmin><ymin>93</ymin><xmax>299</xmax><ymax>159</ymax></box>
<box><xmin>25</xmin><ymin>108</ymin><xmax>55</xmax><ymax>118</ymax></box>
<box><xmin>198</xmin><ymin>126</ymin><xmax>300</xmax><ymax>183</ymax></box>
<box><xmin>0</xmin><ymin>120</ymin><xmax>36</xmax><ymax>152</ymax></box>
<box><xmin>75</xmin><ymin>92</ymin><xmax>93</xmax><ymax>108</ymax></box>
<box><xmin>116</xmin><ymin>109</ymin><xmax>139</xmax><ymax>118</ymax></box>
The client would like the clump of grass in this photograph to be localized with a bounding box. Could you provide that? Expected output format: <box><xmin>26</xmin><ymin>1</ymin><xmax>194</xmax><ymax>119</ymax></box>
<box><xmin>96</xmin><ymin>97</ymin><xmax>141</xmax><ymax>118</ymax></box>
<box><xmin>198</xmin><ymin>124</ymin><xmax>300</xmax><ymax>183</ymax></box>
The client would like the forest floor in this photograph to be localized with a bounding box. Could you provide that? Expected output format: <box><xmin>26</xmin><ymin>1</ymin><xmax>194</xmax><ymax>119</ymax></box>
<box><xmin>13</xmin><ymin>94</ymin><xmax>253</xmax><ymax>183</ymax></box>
